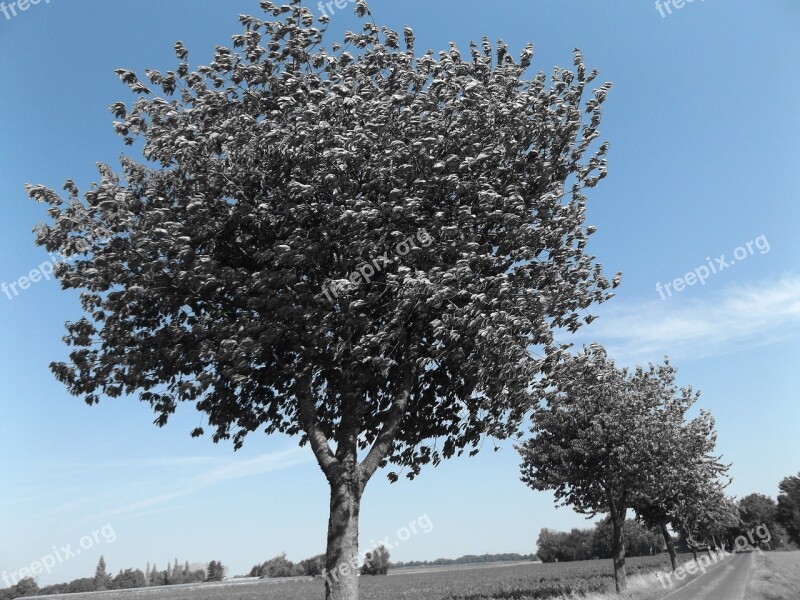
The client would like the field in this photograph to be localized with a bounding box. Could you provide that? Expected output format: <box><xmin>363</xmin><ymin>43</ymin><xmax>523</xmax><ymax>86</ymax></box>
<box><xmin>28</xmin><ymin>555</ymin><xmax>686</xmax><ymax>600</ymax></box>
<box><xmin>747</xmin><ymin>551</ymin><xmax>800</xmax><ymax>600</ymax></box>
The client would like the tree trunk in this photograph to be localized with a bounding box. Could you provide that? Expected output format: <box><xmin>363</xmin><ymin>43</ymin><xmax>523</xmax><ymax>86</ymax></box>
<box><xmin>610</xmin><ymin>505</ymin><xmax>627</xmax><ymax>593</ymax></box>
<box><xmin>660</xmin><ymin>521</ymin><xmax>678</xmax><ymax>571</ymax></box>
<box><xmin>324</xmin><ymin>478</ymin><xmax>362</xmax><ymax>600</ymax></box>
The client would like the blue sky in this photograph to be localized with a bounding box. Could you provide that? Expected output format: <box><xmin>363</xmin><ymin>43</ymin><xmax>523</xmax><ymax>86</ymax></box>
<box><xmin>1</xmin><ymin>0</ymin><xmax>799</xmax><ymax>587</ymax></box>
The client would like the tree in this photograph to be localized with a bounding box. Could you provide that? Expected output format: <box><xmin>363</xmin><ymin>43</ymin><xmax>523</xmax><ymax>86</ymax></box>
<box><xmin>66</xmin><ymin>578</ymin><xmax>96</xmax><ymax>594</ymax></box>
<box><xmin>360</xmin><ymin>546</ymin><xmax>390</xmax><ymax>575</ymax></box>
<box><xmin>298</xmin><ymin>554</ymin><xmax>326</xmax><ymax>577</ymax></box>
<box><xmin>518</xmin><ymin>347</ymin><xmax>684</xmax><ymax>592</ymax></box>
<box><xmin>777</xmin><ymin>473</ymin><xmax>800</xmax><ymax>546</ymax></box>
<box><xmin>206</xmin><ymin>560</ymin><xmax>225</xmax><ymax>582</ymax></box>
<box><xmin>630</xmin><ymin>378</ymin><xmax>728</xmax><ymax>571</ymax></box>
<box><xmin>94</xmin><ymin>555</ymin><xmax>110</xmax><ymax>591</ymax></box>
<box><xmin>739</xmin><ymin>493</ymin><xmax>779</xmax><ymax>546</ymax></box>
<box><xmin>11</xmin><ymin>578</ymin><xmax>38</xmax><ymax>598</ymax></box>
<box><xmin>28</xmin><ymin>3</ymin><xmax>615</xmax><ymax>599</ymax></box>
<box><xmin>592</xmin><ymin>518</ymin><xmax>662</xmax><ymax>559</ymax></box>
<box><xmin>252</xmin><ymin>553</ymin><xmax>298</xmax><ymax>578</ymax></box>
<box><xmin>111</xmin><ymin>569</ymin><xmax>146</xmax><ymax>590</ymax></box>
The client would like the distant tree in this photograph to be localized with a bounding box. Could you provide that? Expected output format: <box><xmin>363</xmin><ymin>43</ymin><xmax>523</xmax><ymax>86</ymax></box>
<box><xmin>361</xmin><ymin>546</ymin><xmax>390</xmax><ymax>576</ymax></box>
<box><xmin>739</xmin><ymin>493</ymin><xmax>778</xmax><ymax>537</ymax></box>
<box><xmin>206</xmin><ymin>560</ymin><xmax>225</xmax><ymax>582</ymax></box>
<box><xmin>66</xmin><ymin>578</ymin><xmax>96</xmax><ymax>593</ymax></box>
<box><xmin>29</xmin><ymin>3</ymin><xmax>616</xmax><ymax>600</ymax></box>
<box><xmin>298</xmin><ymin>554</ymin><xmax>326</xmax><ymax>577</ymax></box>
<box><xmin>777</xmin><ymin>473</ymin><xmax>800</xmax><ymax>546</ymax></box>
<box><xmin>94</xmin><ymin>555</ymin><xmax>110</xmax><ymax>591</ymax></box>
<box><xmin>519</xmin><ymin>348</ymin><xmax>689</xmax><ymax>592</ymax></box>
<box><xmin>11</xmin><ymin>577</ymin><xmax>38</xmax><ymax>597</ymax></box>
<box><xmin>536</xmin><ymin>528</ymin><xmax>568</xmax><ymax>563</ymax></box>
<box><xmin>593</xmin><ymin>518</ymin><xmax>662</xmax><ymax>559</ymax></box>
<box><xmin>253</xmin><ymin>553</ymin><xmax>298</xmax><ymax>578</ymax></box>
<box><xmin>111</xmin><ymin>569</ymin><xmax>146</xmax><ymax>590</ymax></box>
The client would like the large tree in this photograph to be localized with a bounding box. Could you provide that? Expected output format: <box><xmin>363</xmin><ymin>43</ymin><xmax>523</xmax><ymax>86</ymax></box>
<box><xmin>518</xmin><ymin>347</ymin><xmax>689</xmax><ymax>592</ymax></box>
<box><xmin>28</xmin><ymin>2</ymin><xmax>615</xmax><ymax>599</ymax></box>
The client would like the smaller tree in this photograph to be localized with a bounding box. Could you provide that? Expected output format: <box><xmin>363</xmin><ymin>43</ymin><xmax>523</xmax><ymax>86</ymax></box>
<box><xmin>94</xmin><ymin>556</ymin><xmax>110</xmax><ymax>591</ymax></box>
<box><xmin>739</xmin><ymin>493</ymin><xmax>779</xmax><ymax>539</ymax></box>
<box><xmin>111</xmin><ymin>569</ymin><xmax>146</xmax><ymax>590</ymax></box>
<box><xmin>206</xmin><ymin>560</ymin><xmax>225</xmax><ymax>582</ymax></box>
<box><xmin>12</xmin><ymin>577</ymin><xmax>39</xmax><ymax>597</ymax></box>
<box><xmin>518</xmin><ymin>347</ymin><xmax>690</xmax><ymax>592</ymax></box>
<box><xmin>298</xmin><ymin>554</ymin><xmax>326</xmax><ymax>577</ymax></box>
<box><xmin>361</xmin><ymin>546</ymin><xmax>390</xmax><ymax>576</ymax></box>
<box><xmin>252</xmin><ymin>553</ymin><xmax>298</xmax><ymax>578</ymax></box>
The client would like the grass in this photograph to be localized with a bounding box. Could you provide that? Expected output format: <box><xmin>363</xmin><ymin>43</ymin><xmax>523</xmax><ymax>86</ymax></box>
<box><xmin>746</xmin><ymin>550</ymin><xmax>800</xmax><ymax>600</ymax></box>
<box><xmin>26</xmin><ymin>555</ymin><xmax>690</xmax><ymax>600</ymax></box>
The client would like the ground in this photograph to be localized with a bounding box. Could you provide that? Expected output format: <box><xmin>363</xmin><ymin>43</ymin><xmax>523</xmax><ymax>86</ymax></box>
<box><xmin>746</xmin><ymin>550</ymin><xmax>800</xmax><ymax>600</ymax></box>
<box><xmin>24</xmin><ymin>555</ymin><xmax>682</xmax><ymax>600</ymax></box>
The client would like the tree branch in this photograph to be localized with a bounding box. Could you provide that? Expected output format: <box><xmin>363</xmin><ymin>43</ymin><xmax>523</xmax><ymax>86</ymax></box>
<box><xmin>297</xmin><ymin>377</ymin><xmax>339</xmax><ymax>482</ymax></box>
<box><xmin>357</xmin><ymin>369</ymin><xmax>414</xmax><ymax>486</ymax></box>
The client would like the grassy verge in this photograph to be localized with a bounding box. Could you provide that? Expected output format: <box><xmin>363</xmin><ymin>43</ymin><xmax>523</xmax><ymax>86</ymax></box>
<box><xmin>550</xmin><ymin>551</ymin><xmax>734</xmax><ymax>600</ymax></box>
<box><xmin>746</xmin><ymin>551</ymin><xmax>800</xmax><ymax>600</ymax></box>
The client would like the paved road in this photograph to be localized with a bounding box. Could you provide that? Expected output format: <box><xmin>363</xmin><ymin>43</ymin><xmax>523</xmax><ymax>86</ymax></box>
<box><xmin>664</xmin><ymin>551</ymin><xmax>754</xmax><ymax>600</ymax></box>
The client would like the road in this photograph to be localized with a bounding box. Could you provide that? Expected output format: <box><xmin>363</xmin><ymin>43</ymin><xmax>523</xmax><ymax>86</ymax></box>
<box><xmin>664</xmin><ymin>551</ymin><xmax>754</xmax><ymax>600</ymax></box>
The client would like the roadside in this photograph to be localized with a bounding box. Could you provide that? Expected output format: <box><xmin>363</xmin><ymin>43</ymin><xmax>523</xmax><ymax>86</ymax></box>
<box><xmin>745</xmin><ymin>550</ymin><xmax>800</xmax><ymax>600</ymax></box>
<box><xmin>552</xmin><ymin>549</ymin><xmax>739</xmax><ymax>600</ymax></box>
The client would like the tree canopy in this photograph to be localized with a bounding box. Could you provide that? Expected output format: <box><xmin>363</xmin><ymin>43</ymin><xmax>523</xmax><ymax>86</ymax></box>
<box><xmin>29</xmin><ymin>2</ymin><xmax>615</xmax><ymax>599</ymax></box>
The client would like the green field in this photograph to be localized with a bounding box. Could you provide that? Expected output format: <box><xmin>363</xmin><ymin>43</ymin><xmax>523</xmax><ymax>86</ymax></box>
<box><xmin>29</xmin><ymin>555</ymin><xmax>684</xmax><ymax>600</ymax></box>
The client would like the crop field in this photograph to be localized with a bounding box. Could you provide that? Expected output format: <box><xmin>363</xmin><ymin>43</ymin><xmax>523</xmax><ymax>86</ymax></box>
<box><xmin>28</xmin><ymin>555</ymin><xmax>685</xmax><ymax>600</ymax></box>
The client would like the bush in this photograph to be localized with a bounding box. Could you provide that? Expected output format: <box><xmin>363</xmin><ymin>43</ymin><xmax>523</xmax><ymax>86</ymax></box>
<box><xmin>361</xmin><ymin>546</ymin><xmax>390</xmax><ymax>576</ymax></box>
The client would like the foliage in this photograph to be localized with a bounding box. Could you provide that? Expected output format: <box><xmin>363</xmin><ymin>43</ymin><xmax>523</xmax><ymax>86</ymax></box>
<box><xmin>110</xmin><ymin>569</ymin><xmax>146</xmax><ymax>590</ymax></box>
<box><xmin>94</xmin><ymin>556</ymin><xmax>110</xmax><ymax>591</ymax></box>
<box><xmin>206</xmin><ymin>560</ymin><xmax>226</xmax><ymax>582</ymax></box>
<box><xmin>361</xmin><ymin>546</ymin><xmax>390</xmax><ymax>576</ymax></box>
<box><xmin>29</xmin><ymin>2</ymin><xmax>615</xmax><ymax>598</ymax></box>
<box><xmin>518</xmin><ymin>346</ymin><xmax>693</xmax><ymax>591</ymax></box>
<box><xmin>777</xmin><ymin>472</ymin><xmax>800</xmax><ymax>546</ymax></box>
<box><xmin>297</xmin><ymin>554</ymin><xmax>326</xmax><ymax>577</ymax></box>
<box><xmin>535</xmin><ymin>519</ymin><xmax>661</xmax><ymax>563</ymax></box>
<box><xmin>250</xmin><ymin>553</ymin><xmax>300</xmax><ymax>578</ymax></box>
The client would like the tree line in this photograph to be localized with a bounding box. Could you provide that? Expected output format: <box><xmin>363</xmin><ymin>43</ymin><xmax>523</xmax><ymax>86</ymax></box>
<box><xmin>0</xmin><ymin>557</ymin><xmax>226</xmax><ymax>599</ymax></box>
<box><xmin>391</xmin><ymin>553</ymin><xmax>536</xmax><ymax>569</ymax></box>
<box><xmin>518</xmin><ymin>345</ymin><xmax>799</xmax><ymax>591</ymax></box>
<box><xmin>536</xmin><ymin>518</ymin><xmax>662</xmax><ymax>563</ymax></box>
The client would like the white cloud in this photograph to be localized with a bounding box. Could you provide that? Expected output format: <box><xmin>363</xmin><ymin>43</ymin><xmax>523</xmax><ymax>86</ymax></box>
<box><xmin>568</xmin><ymin>274</ymin><xmax>800</xmax><ymax>363</ymax></box>
<box><xmin>85</xmin><ymin>447</ymin><xmax>311</xmax><ymax>522</ymax></box>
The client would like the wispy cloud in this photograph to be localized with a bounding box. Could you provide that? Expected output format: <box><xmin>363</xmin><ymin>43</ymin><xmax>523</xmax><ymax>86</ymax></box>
<box><xmin>84</xmin><ymin>447</ymin><xmax>312</xmax><ymax>523</ymax></box>
<box><xmin>570</xmin><ymin>274</ymin><xmax>800</xmax><ymax>363</ymax></box>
